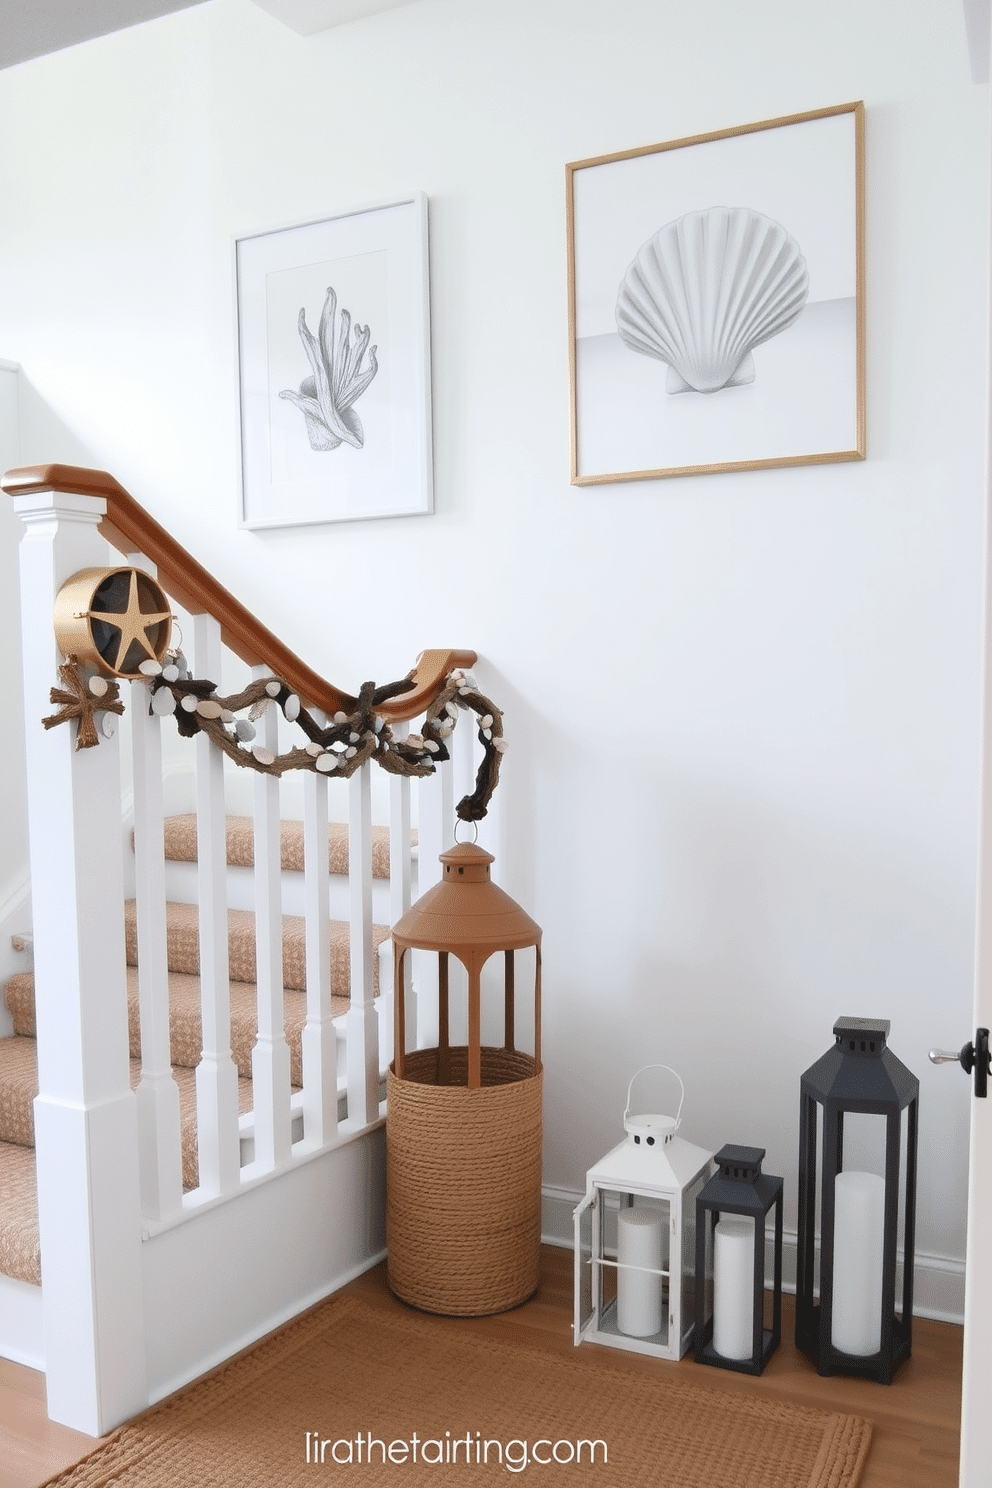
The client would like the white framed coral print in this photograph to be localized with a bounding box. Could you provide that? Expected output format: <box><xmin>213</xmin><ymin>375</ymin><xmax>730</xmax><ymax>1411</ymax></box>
<box><xmin>566</xmin><ymin>103</ymin><xmax>865</xmax><ymax>485</ymax></box>
<box><xmin>237</xmin><ymin>194</ymin><xmax>433</xmax><ymax>528</ymax></box>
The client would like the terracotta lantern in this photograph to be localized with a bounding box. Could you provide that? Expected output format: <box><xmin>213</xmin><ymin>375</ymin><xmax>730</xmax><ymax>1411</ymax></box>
<box><xmin>386</xmin><ymin>842</ymin><xmax>542</xmax><ymax>1316</ymax></box>
<box><xmin>573</xmin><ymin>1067</ymin><xmax>714</xmax><ymax>1362</ymax></box>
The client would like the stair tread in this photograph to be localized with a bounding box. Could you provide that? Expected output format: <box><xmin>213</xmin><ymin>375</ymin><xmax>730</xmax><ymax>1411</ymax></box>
<box><xmin>0</xmin><ymin>812</ymin><xmax>398</xmax><ymax>1287</ymax></box>
<box><xmin>0</xmin><ymin>1035</ymin><xmax>258</xmax><ymax>1193</ymax></box>
<box><xmin>160</xmin><ymin>814</ymin><xmax>398</xmax><ymax>879</ymax></box>
<box><xmin>0</xmin><ymin>1062</ymin><xmax>258</xmax><ymax>1286</ymax></box>
<box><xmin>123</xmin><ymin>899</ymin><xmax>389</xmax><ymax>996</ymax></box>
<box><xmin>5</xmin><ymin>966</ymin><xmax>350</xmax><ymax>1085</ymax></box>
<box><xmin>0</xmin><ymin>1035</ymin><xmax>37</xmax><ymax>1148</ymax></box>
<box><xmin>0</xmin><ymin>1139</ymin><xmax>40</xmax><ymax>1286</ymax></box>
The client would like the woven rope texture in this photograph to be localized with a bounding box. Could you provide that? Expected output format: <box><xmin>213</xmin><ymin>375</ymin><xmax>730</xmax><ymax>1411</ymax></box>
<box><xmin>387</xmin><ymin>1046</ymin><xmax>542</xmax><ymax>1316</ymax></box>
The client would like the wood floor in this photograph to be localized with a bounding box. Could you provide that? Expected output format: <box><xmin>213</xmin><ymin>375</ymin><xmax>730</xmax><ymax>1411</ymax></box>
<box><xmin>0</xmin><ymin>1245</ymin><xmax>964</xmax><ymax>1488</ymax></box>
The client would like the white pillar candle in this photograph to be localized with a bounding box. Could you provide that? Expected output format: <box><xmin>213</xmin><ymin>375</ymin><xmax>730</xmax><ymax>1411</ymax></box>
<box><xmin>617</xmin><ymin>1208</ymin><xmax>664</xmax><ymax>1336</ymax></box>
<box><xmin>831</xmin><ymin>1170</ymin><xmax>885</xmax><ymax>1356</ymax></box>
<box><xmin>713</xmin><ymin>1217</ymin><xmax>755</xmax><ymax>1360</ymax></box>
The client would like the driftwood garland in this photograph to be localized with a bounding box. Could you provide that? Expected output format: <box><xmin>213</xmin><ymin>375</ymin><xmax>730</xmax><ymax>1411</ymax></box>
<box><xmin>43</xmin><ymin>659</ymin><xmax>505</xmax><ymax>821</ymax></box>
<box><xmin>42</xmin><ymin>663</ymin><xmax>125</xmax><ymax>751</ymax></box>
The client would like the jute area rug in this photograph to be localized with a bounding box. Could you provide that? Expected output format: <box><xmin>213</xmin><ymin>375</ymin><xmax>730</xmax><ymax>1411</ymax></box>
<box><xmin>42</xmin><ymin>1295</ymin><xmax>872</xmax><ymax>1488</ymax></box>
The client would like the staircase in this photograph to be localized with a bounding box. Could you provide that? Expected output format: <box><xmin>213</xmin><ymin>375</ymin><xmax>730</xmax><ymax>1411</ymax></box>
<box><xmin>1</xmin><ymin>462</ymin><xmax>484</xmax><ymax>1437</ymax></box>
<box><xmin>0</xmin><ymin>813</ymin><xmax>396</xmax><ymax>1286</ymax></box>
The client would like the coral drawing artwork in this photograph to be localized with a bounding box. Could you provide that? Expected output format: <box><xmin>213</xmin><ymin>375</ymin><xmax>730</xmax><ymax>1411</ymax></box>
<box><xmin>279</xmin><ymin>285</ymin><xmax>379</xmax><ymax>450</ymax></box>
<box><xmin>615</xmin><ymin>206</ymin><xmax>809</xmax><ymax>395</ymax></box>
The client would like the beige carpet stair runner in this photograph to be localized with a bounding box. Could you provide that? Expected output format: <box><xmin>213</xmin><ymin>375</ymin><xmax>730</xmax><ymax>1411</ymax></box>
<box><xmin>0</xmin><ymin>815</ymin><xmax>393</xmax><ymax>1288</ymax></box>
<box><xmin>158</xmin><ymin>813</ymin><xmax>396</xmax><ymax>880</ymax></box>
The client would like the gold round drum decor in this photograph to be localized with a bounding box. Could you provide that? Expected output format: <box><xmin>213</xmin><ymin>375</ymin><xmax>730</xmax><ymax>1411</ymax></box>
<box><xmin>54</xmin><ymin>567</ymin><xmax>173</xmax><ymax>678</ymax></box>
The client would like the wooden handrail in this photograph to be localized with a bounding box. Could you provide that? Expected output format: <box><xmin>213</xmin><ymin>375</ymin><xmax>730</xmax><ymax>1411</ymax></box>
<box><xmin>3</xmin><ymin>464</ymin><xmax>476</xmax><ymax>721</ymax></box>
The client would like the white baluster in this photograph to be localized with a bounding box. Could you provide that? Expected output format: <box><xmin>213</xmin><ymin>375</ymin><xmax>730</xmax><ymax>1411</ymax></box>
<box><xmin>453</xmin><ymin>697</ymin><xmax>476</xmax><ymax>809</ymax></box>
<box><xmin>412</xmin><ymin>752</ymin><xmax>453</xmax><ymax>1051</ymax></box>
<box><xmin>129</xmin><ymin>669</ymin><xmax>184</xmax><ymax>1221</ymax></box>
<box><xmin>12</xmin><ymin>488</ymin><xmax>146</xmax><ymax>1433</ymax></box>
<box><xmin>302</xmin><ymin>761</ymin><xmax>338</xmax><ymax>1146</ymax></box>
<box><xmin>346</xmin><ymin>762</ymin><xmax>379</xmax><ymax>1125</ymax></box>
<box><xmin>389</xmin><ymin>721</ymin><xmax>416</xmax><ymax>1055</ymax></box>
<box><xmin>418</xmin><ymin>750</ymin><xmax>454</xmax><ymax>891</ymax></box>
<box><xmin>192</xmin><ymin>613</ymin><xmax>241</xmax><ymax>1193</ymax></box>
<box><xmin>249</xmin><ymin>669</ymin><xmax>292</xmax><ymax>1170</ymax></box>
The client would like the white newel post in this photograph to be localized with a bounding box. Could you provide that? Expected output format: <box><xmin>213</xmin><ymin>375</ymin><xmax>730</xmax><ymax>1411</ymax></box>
<box><xmin>12</xmin><ymin>489</ymin><xmax>147</xmax><ymax>1435</ymax></box>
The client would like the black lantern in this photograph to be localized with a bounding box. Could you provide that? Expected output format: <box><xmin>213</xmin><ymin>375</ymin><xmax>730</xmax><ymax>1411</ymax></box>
<box><xmin>693</xmin><ymin>1145</ymin><xmax>783</xmax><ymax>1375</ymax></box>
<box><xmin>796</xmin><ymin>1017</ymin><xmax>919</xmax><ymax>1384</ymax></box>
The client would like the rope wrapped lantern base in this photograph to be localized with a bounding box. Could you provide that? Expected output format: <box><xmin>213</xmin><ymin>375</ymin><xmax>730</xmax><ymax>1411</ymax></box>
<box><xmin>387</xmin><ymin>1046</ymin><xmax>543</xmax><ymax>1317</ymax></box>
<box><xmin>388</xmin><ymin>842</ymin><xmax>543</xmax><ymax>1318</ymax></box>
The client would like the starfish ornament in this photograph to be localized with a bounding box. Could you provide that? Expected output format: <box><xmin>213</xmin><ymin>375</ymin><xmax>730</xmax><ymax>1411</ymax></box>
<box><xmin>42</xmin><ymin>663</ymin><xmax>124</xmax><ymax>750</ymax></box>
<box><xmin>87</xmin><ymin>570</ymin><xmax>172</xmax><ymax>674</ymax></box>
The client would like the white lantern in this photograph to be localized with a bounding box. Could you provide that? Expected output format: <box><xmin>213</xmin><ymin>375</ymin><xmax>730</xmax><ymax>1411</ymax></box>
<box><xmin>573</xmin><ymin>1066</ymin><xmax>714</xmax><ymax>1361</ymax></box>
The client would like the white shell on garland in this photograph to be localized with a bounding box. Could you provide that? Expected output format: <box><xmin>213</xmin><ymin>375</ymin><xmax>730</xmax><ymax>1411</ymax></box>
<box><xmin>615</xmin><ymin>206</ymin><xmax>809</xmax><ymax>395</ymax></box>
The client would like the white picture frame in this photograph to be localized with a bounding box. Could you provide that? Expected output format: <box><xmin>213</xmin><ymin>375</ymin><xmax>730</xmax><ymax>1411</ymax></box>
<box><xmin>236</xmin><ymin>193</ymin><xmax>433</xmax><ymax>528</ymax></box>
<box><xmin>566</xmin><ymin>103</ymin><xmax>865</xmax><ymax>485</ymax></box>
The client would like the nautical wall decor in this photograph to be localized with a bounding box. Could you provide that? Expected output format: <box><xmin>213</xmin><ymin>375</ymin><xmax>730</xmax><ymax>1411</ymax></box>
<box><xmin>615</xmin><ymin>207</ymin><xmax>810</xmax><ymax>396</ymax></box>
<box><xmin>236</xmin><ymin>194</ymin><xmax>433</xmax><ymax>529</ymax></box>
<box><xmin>566</xmin><ymin>101</ymin><xmax>865</xmax><ymax>485</ymax></box>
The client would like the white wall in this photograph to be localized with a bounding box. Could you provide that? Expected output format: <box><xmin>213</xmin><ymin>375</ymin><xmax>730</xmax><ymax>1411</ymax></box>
<box><xmin>0</xmin><ymin>0</ymin><xmax>987</xmax><ymax>1295</ymax></box>
<box><xmin>0</xmin><ymin>360</ymin><xmax>30</xmax><ymax>1002</ymax></box>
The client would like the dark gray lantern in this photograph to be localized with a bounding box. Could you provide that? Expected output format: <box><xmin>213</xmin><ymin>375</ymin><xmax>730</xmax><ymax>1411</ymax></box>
<box><xmin>693</xmin><ymin>1145</ymin><xmax>783</xmax><ymax>1375</ymax></box>
<box><xmin>796</xmin><ymin>1017</ymin><xmax>919</xmax><ymax>1384</ymax></box>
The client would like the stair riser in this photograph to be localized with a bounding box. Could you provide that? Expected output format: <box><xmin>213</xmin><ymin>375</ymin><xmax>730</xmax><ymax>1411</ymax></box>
<box><xmin>161</xmin><ymin>859</ymin><xmax>397</xmax><ymax>923</ymax></box>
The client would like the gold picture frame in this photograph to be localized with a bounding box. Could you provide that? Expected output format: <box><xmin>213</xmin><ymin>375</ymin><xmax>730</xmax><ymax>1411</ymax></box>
<box><xmin>566</xmin><ymin>102</ymin><xmax>865</xmax><ymax>485</ymax></box>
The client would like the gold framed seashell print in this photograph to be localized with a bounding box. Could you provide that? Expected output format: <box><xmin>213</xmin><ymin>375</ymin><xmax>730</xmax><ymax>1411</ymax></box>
<box><xmin>566</xmin><ymin>102</ymin><xmax>865</xmax><ymax>485</ymax></box>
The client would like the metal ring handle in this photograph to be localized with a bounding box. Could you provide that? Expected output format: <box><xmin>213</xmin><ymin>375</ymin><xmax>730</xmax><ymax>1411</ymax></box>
<box><xmin>624</xmin><ymin>1064</ymin><xmax>685</xmax><ymax>1133</ymax></box>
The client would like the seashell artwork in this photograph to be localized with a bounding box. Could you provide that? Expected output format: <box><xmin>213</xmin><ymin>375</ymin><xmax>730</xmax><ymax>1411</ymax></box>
<box><xmin>279</xmin><ymin>285</ymin><xmax>378</xmax><ymax>451</ymax></box>
<box><xmin>615</xmin><ymin>207</ymin><xmax>809</xmax><ymax>395</ymax></box>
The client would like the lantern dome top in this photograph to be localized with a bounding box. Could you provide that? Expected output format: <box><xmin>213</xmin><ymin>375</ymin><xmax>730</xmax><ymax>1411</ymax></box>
<box><xmin>586</xmin><ymin>1131</ymin><xmax>713</xmax><ymax>1195</ymax></box>
<box><xmin>833</xmin><ymin>1017</ymin><xmax>889</xmax><ymax>1056</ymax></box>
<box><xmin>714</xmin><ymin>1145</ymin><xmax>765</xmax><ymax>1182</ymax></box>
<box><xmin>802</xmin><ymin>1015</ymin><xmax>918</xmax><ymax>1110</ymax></box>
<box><xmin>391</xmin><ymin>842</ymin><xmax>541</xmax><ymax>958</ymax></box>
<box><xmin>624</xmin><ymin>1112</ymin><xmax>678</xmax><ymax>1146</ymax></box>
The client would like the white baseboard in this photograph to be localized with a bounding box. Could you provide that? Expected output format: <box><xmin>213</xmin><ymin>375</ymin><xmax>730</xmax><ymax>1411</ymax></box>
<box><xmin>541</xmin><ymin>1184</ymin><xmax>965</xmax><ymax>1326</ymax></box>
<box><xmin>0</xmin><ymin>1273</ymin><xmax>44</xmax><ymax>1370</ymax></box>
